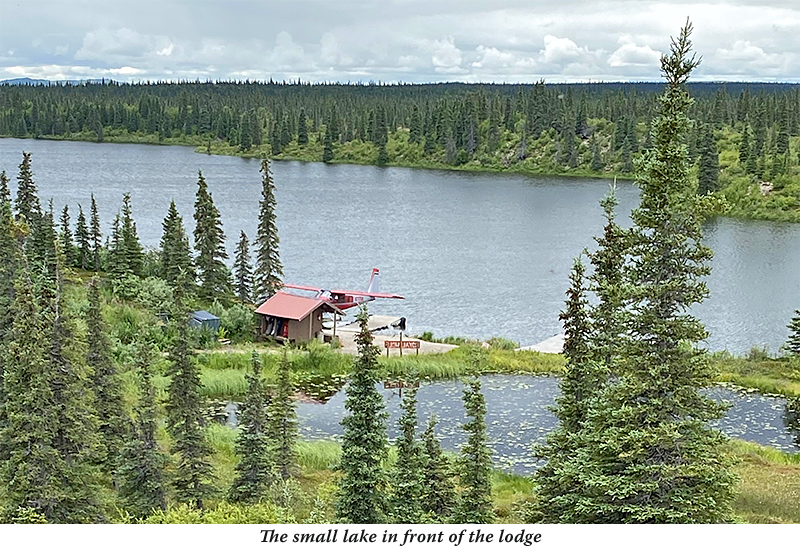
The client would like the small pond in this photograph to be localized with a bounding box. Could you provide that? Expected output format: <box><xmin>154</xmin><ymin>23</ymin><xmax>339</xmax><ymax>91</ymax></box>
<box><xmin>225</xmin><ymin>374</ymin><xmax>799</xmax><ymax>475</ymax></box>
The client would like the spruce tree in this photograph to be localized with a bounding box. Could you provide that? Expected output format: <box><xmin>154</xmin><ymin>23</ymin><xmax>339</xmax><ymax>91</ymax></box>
<box><xmin>587</xmin><ymin>188</ymin><xmax>629</xmax><ymax>370</ymax></box>
<box><xmin>229</xmin><ymin>350</ymin><xmax>275</xmax><ymax>503</ymax></box>
<box><xmin>75</xmin><ymin>205</ymin><xmax>90</xmax><ymax>270</ymax></box>
<box><xmin>560</xmin><ymin>22</ymin><xmax>736</xmax><ymax>524</ymax></box>
<box><xmin>590</xmin><ymin>134</ymin><xmax>604</xmax><ymax>172</ymax></box>
<box><xmin>117</xmin><ymin>342</ymin><xmax>167</xmax><ymax>518</ymax></box>
<box><xmin>297</xmin><ymin>108</ymin><xmax>308</xmax><ymax>145</ymax></box>
<box><xmin>785</xmin><ymin>310</ymin><xmax>800</xmax><ymax>356</ymax></box>
<box><xmin>87</xmin><ymin>278</ymin><xmax>128</xmax><ymax>469</ymax></box>
<box><xmin>322</xmin><ymin>123</ymin><xmax>334</xmax><ymax>163</ymax></box>
<box><xmin>738</xmin><ymin>124</ymin><xmax>751</xmax><ymax>168</ymax></box>
<box><xmin>89</xmin><ymin>194</ymin><xmax>102</xmax><ymax>271</ymax></box>
<box><xmin>452</xmin><ymin>378</ymin><xmax>494</xmax><ymax>524</ymax></box>
<box><xmin>193</xmin><ymin>171</ymin><xmax>230</xmax><ymax>302</ymax></box>
<box><xmin>166</xmin><ymin>278</ymin><xmax>215</xmax><ymax>508</ymax></box>
<box><xmin>14</xmin><ymin>151</ymin><xmax>40</xmax><ymax>222</ymax></box>
<box><xmin>534</xmin><ymin>257</ymin><xmax>601</xmax><ymax>521</ymax></box>
<box><xmin>420</xmin><ymin>416</ymin><xmax>457</xmax><ymax>520</ymax></box>
<box><xmin>697</xmin><ymin>124</ymin><xmax>720</xmax><ymax>194</ymax></box>
<box><xmin>59</xmin><ymin>204</ymin><xmax>74</xmax><ymax>267</ymax></box>
<box><xmin>336</xmin><ymin>306</ymin><xmax>388</xmax><ymax>523</ymax></box>
<box><xmin>44</xmin><ymin>242</ymin><xmax>105</xmax><ymax>520</ymax></box>
<box><xmin>233</xmin><ymin>230</ymin><xmax>253</xmax><ymax>303</ymax></box>
<box><xmin>110</xmin><ymin>193</ymin><xmax>144</xmax><ymax>278</ymax></box>
<box><xmin>253</xmin><ymin>159</ymin><xmax>283</xmax><ymax>303</ymax></box>
<box><xmin>160</xmin><ymin>200</ymin><xmax>194</xmax><ymax>290</ymax></box>
<box><xmin>390</xmin><ymin>387</ymin><xmax>424</xmax><ymax>523</ymax></box>
<box><xmin>268</xmin><ymin>351</ymin><xmax>298</xmax><ymax>481</ymax></box>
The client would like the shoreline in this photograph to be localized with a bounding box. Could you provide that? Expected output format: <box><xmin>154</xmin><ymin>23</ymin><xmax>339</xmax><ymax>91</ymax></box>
<box><xmin>3</xmin><ymin>134</ymin><xmax>798</xmax><ymax>225</ymax></box>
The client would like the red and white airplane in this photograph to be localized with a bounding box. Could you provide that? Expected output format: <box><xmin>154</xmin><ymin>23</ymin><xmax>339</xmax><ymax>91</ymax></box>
<box><xmin>283</xmin><ymin>268</ymin><xmax>404</xmax><ymax>310</ymax></box>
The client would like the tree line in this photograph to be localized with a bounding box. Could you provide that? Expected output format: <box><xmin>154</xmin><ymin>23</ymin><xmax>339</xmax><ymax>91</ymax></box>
<box><xmin>2</xmin><ymin>75</ymin><xmax>799</xmax><ymax>190</ymax></box>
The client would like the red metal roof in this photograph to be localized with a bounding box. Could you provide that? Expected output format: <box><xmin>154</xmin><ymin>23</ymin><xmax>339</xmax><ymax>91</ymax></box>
<box><xmin>255</xmin><ymin>291</ymin><xmax>343</xmax><ymax>320</ymax></box>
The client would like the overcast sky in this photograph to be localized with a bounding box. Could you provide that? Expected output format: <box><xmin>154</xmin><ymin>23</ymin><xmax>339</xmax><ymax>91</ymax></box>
<box><xmin>1</xmin><ymin>0</ymin><xmax>798</xmax><ymax>83</ymax></box>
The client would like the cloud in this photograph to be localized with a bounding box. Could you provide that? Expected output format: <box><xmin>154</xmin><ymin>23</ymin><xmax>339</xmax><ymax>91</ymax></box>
<box><xmin>1</xmin><ymin>1</ymin><xmax>799</xmax><ymax>83</ymax></box>
<box><xmin>608</xmin><ymin>35</ymin><xmax>662</xmax><ymax>67</ymax></box>
<box><xmin>541</xmin><ymin>36</ymin><xmax>587</xmax><ymax>65</ymax></box>
<box><xmin>430</xmin><ymin>37</ymin><xmax>464</xmax><ymax>74</ymax></box>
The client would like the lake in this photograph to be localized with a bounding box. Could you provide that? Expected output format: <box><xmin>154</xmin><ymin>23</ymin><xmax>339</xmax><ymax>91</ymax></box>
<box><xmin>224</xmin><ymin>374</ymin><xmax>800</xmax><ymax>475</ymax></box>
<box><xmin>1</xmin><ymin>138</ymin><xmax>799</xmax><ymax>353</ymax></box>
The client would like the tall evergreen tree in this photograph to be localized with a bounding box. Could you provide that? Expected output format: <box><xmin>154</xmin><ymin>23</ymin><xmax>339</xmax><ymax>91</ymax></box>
<box><xmin>233</xmin><ymin>230</ymin><xmax>253</xmax><ymax>303</ymax></box>
<box><xmin>117</xmin><ymin>341</ymin><xmax>167</xmax><ymax>518</ymax></box>
<box><xmin>556</xmin><ymin>22</ymin><xmax>736</xmax><ymax>524</ymax></box>
<box><xmin>109</xmin><ymin>194</ymin><xmax>144</xmax><ymax>278</ymax></box>
<box><xmin>268</xmin><ymin>351</ymin><xmax>298</xmax><ymax>481</ymax></box>
<box><xmin>159</xmin><ymin>200</ymin><xmax>194</xmax><ymax>290</ymax></box>
<box><xmin>785</xmin><ymin>310</ymin><xmax>800</xmax><ymax>356</ymax></box>
<box><xmin>738</xmin><ymin>124</ymin><xmax>751</xmax><ymax>168</ymax></box>
<box><xmin>89</xmin><ymin>194</ymin><xmax>102</xmax><ymax>271</ymax></box>
<box><xmin>322</xmin><ymin>122</ymin><xmax>334</xmax><ymax>163</ymax></box>
<box><xmin>75</xmin><ymin>205</ymin><xmax>90</xmax><ymax>270</ymax></box>
<box><xmin>44</xmin><ymin>238</ymin><xmax>105</xmax><ymax>520</ymax></box>
<box><xmin>590</xmin><ymin>133</ymin><xmax>604</xmax><ymax>172</ymax></box>
<box><xmin>297</xmin><ymin>108</ymin><xmax>308</xmax><ymax>145</ymax></box>
<box><xmin>420</xmin><ymin>416</ymin><xmax>457</xmax><ymax>520</ymax></box>
<box><xmin>229</xmin><ymin>350</ymin><xmax>275</xmax><ymax>503</ymax></box>
<box><xmin>166</xmin><ymin>278</ymin><xmax>215</xmax><ymax>508</ymax></box>
<box><xmin>86</xmin><ymin>278</ymin><xmax>128</xmax><ymax>469</ymax></box>
<box><xmin>697</xmin><ymin>124</ymin><xmax>720</xmax><ymax>194</ymax></box>
<box><xmin>193</xmin><ymin>171</ymin><xmax>230</xmax><ymax>302</ymax></box>
<box><xmin>253</xmin><ymin>159</ymin><xmax>283</xmax><ymax>303</ymax></box>
<box><xmin>14</xmin><ymin>151</ymin><xmax>40</xmax><ymax>223</ymax></box>
<box><xmin>390</xmin><ymin>387</ymin><xmax>424</xmax><ymax>523</ymax></box>
<box><xmin>452</xmin><ymin>378</ymin><xmax>494</xmax><ymax>524</ymax></box>
<box><xmin>336</xmin><ymin>306</ymin><xmax>388</xmax><ymax>523</ymax></box>
<box><xmin>59</xmin><ymin>205</ymin><xmax>74</xmax><ymax>267</ymax></box>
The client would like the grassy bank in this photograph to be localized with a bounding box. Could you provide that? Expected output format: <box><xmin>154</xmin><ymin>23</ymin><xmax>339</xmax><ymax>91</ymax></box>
<box><xmin>713</xmin><ymin>352</ymin><xmax>800</xmax><ymax>398</ymax></box>
<box><xmin>192</xmin><ymin>343</ymin><xmax>565</xmax><ymax>400</ymax></box>
<box><xmin>197</xmin><ymin>430</ymin><xmax>800</xmax><ymax>524</ymax></box>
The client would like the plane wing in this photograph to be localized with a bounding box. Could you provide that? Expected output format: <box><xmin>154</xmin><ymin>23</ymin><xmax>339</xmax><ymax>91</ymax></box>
<box><xmin>283</xmin><ymin>283</ymin><xmax>324</xmax><ymax>292</ymax></box>
<box><xmin>330</xmin><ymin>289</ymin><xmax>405</xmax><ymax>299</ymax></box>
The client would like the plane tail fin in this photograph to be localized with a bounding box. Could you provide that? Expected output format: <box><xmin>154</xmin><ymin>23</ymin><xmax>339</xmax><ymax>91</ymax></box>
<box><xmin>367</xmin><ymin>268</ymin><xmax>380</xmax><ymax>294</ymax></box>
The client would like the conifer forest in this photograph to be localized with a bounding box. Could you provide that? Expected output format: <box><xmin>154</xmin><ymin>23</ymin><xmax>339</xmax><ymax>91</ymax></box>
<box><xmin>1</xmin><ymin>16</ymin><xmax>800</xmax><ymax>528</ymax></box>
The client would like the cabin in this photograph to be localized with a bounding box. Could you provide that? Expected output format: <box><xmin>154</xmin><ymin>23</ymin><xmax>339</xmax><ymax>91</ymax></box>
<box><xmin>255</xmin><ymin>291</ymin><xmax>344</xmax><ymax>344</ymax></box>
<box><xmin>189</xmin><ymin>310</ymin><xmax>221</xmax><ymax>332</ymax></box>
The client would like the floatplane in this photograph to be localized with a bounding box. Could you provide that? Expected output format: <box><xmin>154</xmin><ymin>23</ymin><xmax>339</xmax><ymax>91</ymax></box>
<box><xmin>283</xmin><ymin>268</ymin><xmax>406</xmax><ymax>334</ymax></box>
<box><xmin>283</xmin><ymin>268</ymin><xmax>404</xmax><ymax>310</ymax></box>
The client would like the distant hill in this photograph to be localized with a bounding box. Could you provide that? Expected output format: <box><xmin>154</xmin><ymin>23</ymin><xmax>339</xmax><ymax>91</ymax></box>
<box><xmin>1</xmin><ymin>77</ymin><xmax>51</xmax><ymax>86</ymax></box>
<box><xmin>0</xmin><ymin>77</ymin><xmax>108</xmax><ymax>86</ymax></box>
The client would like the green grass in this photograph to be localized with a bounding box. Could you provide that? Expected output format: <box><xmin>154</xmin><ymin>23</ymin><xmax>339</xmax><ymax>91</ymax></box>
<box><xmin>713</xmin><ymin>353</ymin><xmax>800</xmax><ymax>398</ymax></box>
<box><xmin>729</xmin><ymin>440</ymin><xmax>800</xmax><ymax>523</ymax></box>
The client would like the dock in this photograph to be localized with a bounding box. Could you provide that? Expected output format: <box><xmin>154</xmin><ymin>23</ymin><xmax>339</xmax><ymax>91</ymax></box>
<box><xmin>518</xmin><ymin>334</ymin><xmax>565</xmax><ymax>354</ymax></box>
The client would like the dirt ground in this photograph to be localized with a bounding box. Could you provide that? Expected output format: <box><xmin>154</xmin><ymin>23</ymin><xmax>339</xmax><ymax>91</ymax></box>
<box><xmin>327</xmin><ymin>330</ymin><xmax>457</xmax><ymax>356</ymax></box>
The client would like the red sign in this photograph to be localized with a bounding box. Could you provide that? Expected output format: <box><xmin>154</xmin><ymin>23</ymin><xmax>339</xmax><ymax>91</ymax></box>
<box><xmin>384</xmin><ymin>340</ymin><xmax>420</xmax><ymax>349</ymax></box>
